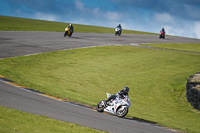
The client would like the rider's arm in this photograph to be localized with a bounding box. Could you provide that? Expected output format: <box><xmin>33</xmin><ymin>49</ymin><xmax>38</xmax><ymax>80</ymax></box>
<box><xmin>117</xmin><ymin>90</ymin><xmax>125</xmax><ymax>98</ymax></box>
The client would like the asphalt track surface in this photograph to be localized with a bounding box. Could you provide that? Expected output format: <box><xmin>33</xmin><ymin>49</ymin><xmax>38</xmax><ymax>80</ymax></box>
<box><xmin>0</xmin><ymin>31</ymin><xmax>200</xmax><ymax>59</ymax></box>
<box><xmin>0</xmin><ymin>31</ymin><xmax>200</xmax><ymax>133</ymax></box>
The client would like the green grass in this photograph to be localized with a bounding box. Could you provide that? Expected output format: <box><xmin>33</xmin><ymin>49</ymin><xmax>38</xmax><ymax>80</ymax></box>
<box><xmin>140</xmin><ymin>43</ymin><xmax>200</xmax><ymax>53</ymax></box>
<box><xmin>0</xmin><ymin>45</ymin><xmax>200</xmax><ymax>133</ymax></box>
<box><xmin>0</xmin><ymin>106</ymin><xmax>108</xmax><ymax>133</ymax></box>
<box><xmin>0</xmin><ymin>15</ymin><xmax>156</xmax><ymax>35</ymax></box>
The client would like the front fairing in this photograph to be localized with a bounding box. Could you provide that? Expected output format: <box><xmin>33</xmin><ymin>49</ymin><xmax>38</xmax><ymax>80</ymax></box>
<box><xmin>65</xmin><ymin>27</ymin><xmax>70</xmax><ymax>31</ymax></box>
<box><xmin>120</xmin><ymin>96</ymin><xmax>131</xmax><ymax>106</ymax></box>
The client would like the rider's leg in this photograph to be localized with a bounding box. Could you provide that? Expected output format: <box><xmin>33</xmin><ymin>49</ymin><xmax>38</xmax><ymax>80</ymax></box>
<box><xmin>106</xmin><ymin>94</ymin><xmax>117</xmax><ymax>104</ymax></box>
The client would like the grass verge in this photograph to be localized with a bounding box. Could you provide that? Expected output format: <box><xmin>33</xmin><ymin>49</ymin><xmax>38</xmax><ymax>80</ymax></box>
<box><xmin>0</xmin><ymin>15</ymin><xmax>156</xmax><ymax>35</ymax></box>
<box><xmin>0</xmin><ymin>45</ymin><xmax>200</xmax><ymax>133</ymax></box>
<box><xmin>140</xmin><ymin>43</ymin><xmax>200</xmax><ymax>53</ymax></box>
<box><xmin>0</xmin><ymin>106</ymin><xmax>107</xmax><ymax>133</ymax></box>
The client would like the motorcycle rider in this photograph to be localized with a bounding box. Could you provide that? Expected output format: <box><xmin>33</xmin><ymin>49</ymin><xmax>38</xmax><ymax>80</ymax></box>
<box><xmin>116</xmin><ymin>24</ymin><xmax>122</xmax><ymax>34</ymax></box>
<box><xmin>105</xmin><ymin>86</ymin><xmax>129</xmax><ymax>105</ymax></box>
<box><xmin>68</xmin><ymin>24</ymin><xmax>74</xmax><ymax>36</ymax></box>
<box><xmin>160</xmin><ymin>27</ymin><xmax>165</xmax><ymax>33</ymax></box>
<box><xmin>69</xmin><ymin>24</ymin><xmax>74</xmax><ymax>32</ymax></box>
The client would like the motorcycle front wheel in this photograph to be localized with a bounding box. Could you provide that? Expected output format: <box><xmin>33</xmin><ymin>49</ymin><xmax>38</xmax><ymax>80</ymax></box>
<box><xmin>116</xmin><ymin>106</ymin><xmax>128</xmax><ymax>118</ymax></box>
<box><xmin>96</xmin><ymin>100</ymin><xmax>106</xmax><ymax>112</ymax></box>
<box><xmin>64</xmin><ymin>31</ymin><xmax>68</xmax><ymax>37</ymax></box>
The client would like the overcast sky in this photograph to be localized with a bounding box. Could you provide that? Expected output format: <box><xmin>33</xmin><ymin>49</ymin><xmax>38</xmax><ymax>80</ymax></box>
<box><xmin>1</xmin><ymin>0</ymin><xmax>200</xmax><ymax>39</ymax></box>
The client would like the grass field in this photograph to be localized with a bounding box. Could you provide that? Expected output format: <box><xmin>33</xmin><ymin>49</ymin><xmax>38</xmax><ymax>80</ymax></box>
<box><xmin>0</xmin><ymin>45</ymin><xmax>200</xmax><ymax>133</ymax></box>
<box><xmin>0</xmin><ymin>15</ymin><xmax>156</xmax><ymax>35</ymax></box>
<box><xmin>0</xmin><ymin>106</ymin><xmax>107</xmax><ymax>133</ymax></box>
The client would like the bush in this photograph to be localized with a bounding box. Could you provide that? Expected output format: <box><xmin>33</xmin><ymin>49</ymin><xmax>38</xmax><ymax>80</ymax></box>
<box><xmin>186</xmin><ymin>72</ymin><xmax>200</xmax><ymax>110</ymax></box>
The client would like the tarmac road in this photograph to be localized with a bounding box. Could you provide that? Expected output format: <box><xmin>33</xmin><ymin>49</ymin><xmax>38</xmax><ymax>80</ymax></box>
<box><xmin>0</xmin><ymin>31</ymin><xmax>199</xmax><ymax>133</ymax></box>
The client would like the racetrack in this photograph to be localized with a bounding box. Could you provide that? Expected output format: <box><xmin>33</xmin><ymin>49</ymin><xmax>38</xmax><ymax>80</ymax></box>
<box><xmin>0</xmin><ymin>31</ymin><xmax>199</xmax><ymax>58</ymax></box>
<box><xmin>0</xmin><ymin>31</ymin><xmax>200</xmax><ymax>133</ymax></box>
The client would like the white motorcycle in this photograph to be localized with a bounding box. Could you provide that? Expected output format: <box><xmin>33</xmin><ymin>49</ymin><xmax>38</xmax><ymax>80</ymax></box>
<box><xmin>96</xmin><ymin>93</ymin><xmax>131</xmax><ymax>118</ymax></box>
<box><xmin>115</xmin><ymin>27</ymin><xmax>121</xmax><ymax>36</ymax></box>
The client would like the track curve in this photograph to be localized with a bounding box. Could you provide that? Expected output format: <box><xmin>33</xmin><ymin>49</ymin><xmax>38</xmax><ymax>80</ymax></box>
<box><xmin>0</xmin><ymin>31</ymin><xmax>199</xmax><ymax>59</ymax></box>
<box><xmin>0</xmin><ymin>31</ymin><xmax>199</xmax><ymax>133</ymax></box>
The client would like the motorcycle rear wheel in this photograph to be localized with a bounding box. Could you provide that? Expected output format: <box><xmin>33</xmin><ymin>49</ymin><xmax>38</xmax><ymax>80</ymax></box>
<box><xmin>116</xmin><ymin>107</ymin><xmax>128</xmax><ymax>118</ymax></box>
<box><xmin>96</xmin><ymin>100</ymin><xmax>106</xmax><ymax>112</ymax></box>
<box><xmin>69</xmin><ymin>33</ymin><xmax>72</xmax><ymax>37</ymax></box>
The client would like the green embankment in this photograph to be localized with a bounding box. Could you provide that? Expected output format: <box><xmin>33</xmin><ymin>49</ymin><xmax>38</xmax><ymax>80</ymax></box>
<box><xmin>140</xmin><ymin>43</ymin><xmax>200</xmax><ymax>53</ymax></box>
<box><xmin>0</xmin><ymin>15</ymin><xmax>156</xmax><ymax>35</ymax></box>
<box><xmin>0</xmin><ymin>45</ymin><xmax>200</xmax><ymax>133</ymax></box>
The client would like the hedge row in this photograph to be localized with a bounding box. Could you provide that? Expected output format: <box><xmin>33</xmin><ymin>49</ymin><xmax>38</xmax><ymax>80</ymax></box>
<box><xmin>186</xmin><ymin>72</ymin><xmax>200</xmax><ymax>110</ymax></box>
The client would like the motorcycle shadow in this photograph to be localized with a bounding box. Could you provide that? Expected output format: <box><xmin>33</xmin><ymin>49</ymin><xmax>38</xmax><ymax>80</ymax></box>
<box><xmin>124</xmin><ymin>116</ymin><xmax>157</xmax><ymax>125</ymax></box>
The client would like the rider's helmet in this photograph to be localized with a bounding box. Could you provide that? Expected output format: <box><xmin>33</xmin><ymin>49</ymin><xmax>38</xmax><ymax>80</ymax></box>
<box><xmin>123</xmin><ymin>86</ymin><xmax>129</xmax><ymax>94</ymax></box>
<box><xmin>119</xmin><ymin>24</ymin><xmax>121</xmax><ymax>27</ymax></box>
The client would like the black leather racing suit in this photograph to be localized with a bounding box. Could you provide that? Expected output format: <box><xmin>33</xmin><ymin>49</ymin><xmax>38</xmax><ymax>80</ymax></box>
<box><xmin>106</xmin><ymin>90</ymin><xmax>128</xmax><ymax>103</ymax></box>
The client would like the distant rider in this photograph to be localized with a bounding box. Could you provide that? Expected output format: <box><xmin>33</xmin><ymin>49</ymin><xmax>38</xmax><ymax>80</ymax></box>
<box><xmin>68</xmin><ymin>24</ymin><xmax>74</xmax><ymax>35</ymax></box>
<box><xmin>116</xmin><ymin>24</ymin><xmax>122</xmax><ymax>34</ymax></box>
<box><xmin>105</xmin><ymin>86</ymin><xmax>129</xmax><ymax>105</ymax></box>
<box><xmin>160</xmin><ymin>27</ymin><xmax>165</xmax><ymax>33</ymax></box>
<box><xmin>64</xmin><ymin>23</ymin><xmax>74</xmax><ymax>37</ymax></box>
